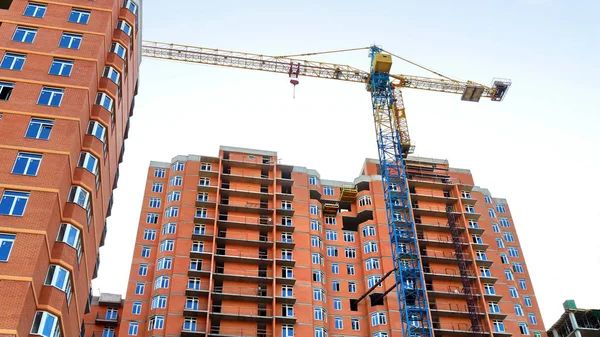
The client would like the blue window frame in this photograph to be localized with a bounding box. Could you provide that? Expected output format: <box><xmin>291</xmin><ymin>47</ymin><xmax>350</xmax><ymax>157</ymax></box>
<box><xmin>110</xmin><ymin>42</ymin><xmax>127</xmax><ymax>59</ymax></box>
<box><xmin>37</xmin><ymin>87</ymin><xmax>64</xmax><ymax>107</ymax></box>
<box><xmin>24</xmin><ymin>3</ymin><xmax>47</xmax><ymax>18</ymax></box>
<box><xmin>1</xmin><ymin>53</ymin><xmax>26</xmax><ymax>70</ymax></box>
<box><xmin>30</xmin><ymin>311</ymin><xmax>60</xmax><ymax>337</ymax></box>
<box><xmin>524</xmin><ymin>296</ymin><xmax>532</xmax><ymax>307</ymax></box>
<box><xmin>131</xmin><ymin>301</ymin><xmax>142</xmax><ymax>314</ymax></box>
<box><xmin>59</xmin><ymin>33</ymin><xmax>82</xmax><ymax>49</ymax></box>
<box><xmin>128</xmin><ymin>322</ymin><xmax>138</xmax><ymax>335</ymax></box>
<box><xmin>154</xmin><ymin>168</ymin><xmax>165</xmax><ymax>178</ymax></box>
<box><xmin>500</xmin><ymin>218</ymin><xmax>511</xmax><ymax>227</ymax></box>
<box><xmin>116</xmin><ymin>20</ymin><xmax>132</xmax><ymax>36</ymax></box>
<box><xmin>103</xmin><ymin>66</ymin><xmax>120</xmax><ymax>85</ymax></box>
<box><xmin>143</xmin><ymin>229</ymin><xmax>156</xmax><ymax>240</ymax></box>
<box><xmin>68</xmin><ymin>9</ymin><xmax>90</xmax><ymax>24</ymax></box>
<box><xmin>13</xmin><ymin>27</ymin><xmax>37</xmax><ymax>43</ymax></box>
<box><xmin>0</xmin><ymin>233</ymin><xmax>16</xmax><ymax>261</ymax></box>
<box><xmin>0</xmin><ymin>191</ymin><xmax>30</xmax><ymax>216</ymax></box>
<box><xmin>95</xmin><ymin>93</ymin><xmax>114</xmax><ymax>112</ymax></box>
<box><xmin>49</xmin><ymin>59</ymin><xmax>73</xmax><ymax>76</ymax></box>
<box><xmin>12</xmin><ymin>152</ymin><xmax>42</xmax><ymax>176</ymax></box>
<box><xmin>26</xmin><ymin>119</ymin><xmax>54</xmax><ymax>140</ymax></box>
<box><xmin>123</xmin><ymin>0</ymin><xmax>138</xmax><ymax>14</ymax></box>
<box><xmin>141</xmin><ymin>246</ymin><xmax>150</xmax><ymax>258</ymax></box>
<box><xmin>135</xmin><ymin>282</ymin><xmax>144</xmax><ymax>294</ymax></box>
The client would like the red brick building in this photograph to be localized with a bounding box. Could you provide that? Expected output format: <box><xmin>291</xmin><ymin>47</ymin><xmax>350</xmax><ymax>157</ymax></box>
<box><xmin>118</xmin><ymin>146</ymin><xmax>544</xmax><ymax>337</ymax></box>
<box><xmin>83</xmin><ymin>293</ymin><xmax>124</xmax><ymax>337</ymax></box>
<box><xmin>0</xmin><ymin>0</ymin><xmax>140</xmax><ymax>336</ymax></box>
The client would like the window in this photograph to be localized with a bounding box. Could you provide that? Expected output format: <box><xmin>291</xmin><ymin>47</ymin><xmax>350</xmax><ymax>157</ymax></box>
<box><xmin>484</xmin><ymin>283</ymin><xmax>495</xmax><ymax>295</ymax></box>
<box><xmin>488</xmin><ymin>301</ymin><xmax>500</xmax><ymax>313</ymax></box>
<box><xmin>282</xmin><ymin>285</ymin><xmax>293</xmax><ymax>297</ymax></box>
<box><xmin>519</xmin><ymin>279</ymin><xmax>527</xmax><ymax>290</ymax></box>
<box><xmin>157</xmin><ymin>257</ymin><xmax>172</xmax><ymax>270</ymax></box>
<box><xmin>151</xmin><ymin>183</ymin><xmax>163</xmax><ymax>193</ymax></box>
<box><xmin>30</xmin><ymin>311</ymin><xmax>60</xmax><ymax>337</ymax></box>
<box><xmin>38</xmin><ymin>87</ymin><xmax>64</xmax><ymax>107</ymax></box>
<box><xmin>0</xmin><ymin>234</ymin><xmax>16</xmax><ymax>262</ymax></box>
<box><xmin>282</xmin><ymin>324</ymin><xmax>294</xmax><ymax>337</ymax></box>
<box><xmin>196</xmin><ymin>192</ymin><xmax>208</xmax><ymax>202</ymax></box>
<box><xmin>135</xmin><ymin>282</ymin><xmax>144</xmax><ymax>295</ymax></box>
<box><xmin>160</xmin><ymin>240</ymin><xmax>174</xmax><ymax>252</ymax></box>
<box><xmin>331</xmin><ymin>262</ymin><xmax>339</xmax><ymax>274</ymax></box>
<box><xmin>44</xmin><ymin>265</ymin><xmax>72</xmax><ymax>299</ymax></box>
<box><xmin>68</xmin><ymin>186</ymin><xmax>90</xmax><ymax>210</ymax></box>
<box><xmin>282</xmin><ymin>304</ymin><xmax>294</xmax><ymax>317</ymax></box>
<box><xmin>281</xmin><ymin>233</ymin><xmax>292</xmax><ymax>243</ymax></box>
<box><xmin>311</xmin><ymin>220</ymin><xmax>321</xmax><ymax>231</ymax></box>
<box><xmin>12</xmin><ymin>152</ymin><xmax>42</xmax><ymax>176</ymax></box>
<box><xmin>524</xmin><ymin>296</ymin><xmax>532</xmax><ymax>307</ymax></box>
<box><xmin>78</xmin><ymin>152</ymin><xmax>99</xmax><ymax>176</ymax></box>
<box><xmin>461</xmin><ymin>190</ymin><xmax>471</xmax><ymax>198</ymax></box>
<box><xmin>26</xmin><ymin>118</ymin><xmax>53</xmax><ymax>140</ymax></box>
<box><xmin>368</xmin><ymin>275</ymin><xmax>382</xmax><ymax>288</ymax></box>
<box><xmin>1</xmin><ymin>53</ymin><xmax>26</xmax><ymax>70</ymax></box>
<box><xmin>326</xmin><ymin>230</ymin><xmax>337</xmax><ymax>241</ymax></box>
<box><xmin>191</xmin><ymin>241</ymin><xmax>204</xmax><ymax>252</ymax></box>
<box><xmin>132</xmin><ymin>301</ymin><xmax>141</xmax><ymax>315</ymax></box>
<box><xmin>500</xmin><ymin>254</ymin><xmax>509</xmax><ymax>264</ymax></box>
<box><xmin>492</xmin><ymin>223</ymin><xmax>500</xmax><ymax>232</ymax></box>
<box><xmin>314</xmin><ymin>307</ymin><xmax>325</xmax><ymax>320</ymax></box>
<box><xmin>362</xmin><ymin>226</ymin><xmax>376</xmax><ymax>237</ymax></box>
<box><xmin>494</xmin><ymin>320</ymin><xmax>505</xmax><ymax>332</ymax></box>
<box><xmin>24</xmin><ymin>3</ymin><xmax>47</xmax><ymax>18</ymax></box>
<box><xmin>348</xmin><ymin>281</ymin><xmax>356</xmax><ymax>293</ymax></box>
<box><xmin>312</xmin><ymin>253</ymin><xmax>322</xmax><ymax>265</ymax></box>
<box><xmin>364</xmin><ymin>241</ymin><xmax>378</xmax><ymax>254</ymax></box>
<box><xmin>154</xmin><ymin>276</ymin><xmax>169</xmax><ymax>289</ymax></box>
<box><xmin>183</xmin><ymin>317</ymin><xmax>197</xmax><ymax>331</ymax></box>
<box><xmin>484</xmin><ymin>195</ymin><xmax>492</xmax><ymax>203</ymax></box>
<box><xmin>59</xmin><ymin>33</ymin><xmax>82</xmax><ymax>49</ymax></box>
<box><xmin>103</xmin><ymin>66</ymin><xmax>120</xmax><ymax>84</ymax></box>
<box><xmin>465</xmin><ymin>204</ymin><xmax>475</xmax><ymax>213</ymax></box>
<box><xmin>315</xmin><ymin>328</ymin><xmax>327</xmax><ymax>337</ymax></box>
<box><xmin>503</xmin><ymin>232</ymin><xmax>515</xmax><ymax>242</ymax></box>
<box><xmin>138</xmin><ymin>263</ymin><xmax>148</xmax><ymax>276</ymax></box>
<box><xmin>359</xmin><ymin>195</ymin><xmax>372</xmax><ymax>206</ymax></box>
<box><xmin>371</xmin><ymin>312</ymin><xmax>387</xmax><ymax>326</ymax></box>
<box><xmin>312</xmin><ymin>270</ymin><xmax>322</xmax><ymax>282</ymax></box>
<box><xmin>529</xmin><ymin>313</ymin><xmax>537</xmax><ymax>325</ymax></box>
<box><xmin>472</xmin><ymin>234</ymin><xmax>483</xmax><ymax>244</ymax></box>
<box><xmin>514</xmin><ymin>263</ymin><xmax>524</xmax><ymax>273</ymax></box>
<box><xmin>146</xmin><ymin>213</ymin><xmax>158</xmax><ymax>224</ymax></box>
<box><xmin>116</xmin><ymin>20</ymin><xmax>133</xmax><ymax>35</ymax></box>
<box><xmin>57</xmin><ymin>223</ymin><xmax>81</xmax><ymax>257</ymax></box>
<box><xmin>366</xmin><ymin>258</ymin><xmax>380</xmax><ymax>270</ymax></box>
<box><xmin>187</xmin><ymin>278</ymin><xmax>201</xmax><ymax>290</ymax></box>
<box><xmin>0</xmin><ymin>82</ymin><xmax>14</xmax><ymax>100</ymax></box>
<box><xmin>508</xmin><ymin>287</ymin><xmax>519</xmax><ymax>298</ymax></box>
<box><xmin>105</xmin><ymin>309</ymin><xmax>118</xmax><ymax>320</ymax></box>
<box><xmin>352</xmin><ymin>318</ymin><xmax>360</xmax><ymax>331</ymax></box>
<box><xmin>505</xmin><ymin>269</ymin><xmax>514</xmax><ymax>281</ymax></box>
<box><xmin>335</xmin><ymin>317</ymin><xmax>343</xmax><ymax>329</ymax></box>
<box><xmin>508</xmin><ymin>247</ymin><xmax>519</xmax><ymax>257</ymax></box>
<box><xmin>148</xmin><ymin>198</ymin><xmax>161</xmax><ymax>208</ymax></box>
<box><xmin>165</xmin><ymin>206</ymin><xmax>179</xmax><ymax>218</ymax></box>
<box><xmin>141</xmin><ymin>246</ymin><xmax>150</xmax><ymax>258</ymax></box>
<box><xmin>347</xmin><ymin>264</ymin><xmax>355</xmax><ymax>275</ymax></box>
<box><xmin>194</xmin><ymin>224</ymin><xmax>205</xmax><ymax>235</ymax></box>
<box><xmin>282</xmin><ymin>249</ymin><xmax>293</xmax><ymax>260</ymax></box>
<box><xmin>123</xmin><ymin>0</ymin><xmax>138</xmax><ymax>13</ymax></box>
<box><xmin>534</xmin><ymin>332</ymin><xmax>542</xmax><ymax>337</ymax></box>
<box><xmin>168</xmin><ymin>176</ymin><xmax>182</xmax><ymax>186</ymax></box>
<box><xmin>311</xmin><ymin>236</ymin><xmax>322</xmax><ymax>248</ymax></box>
<box><xmin>185</xmin><ymin>297</ymin><xmax>199</xmax><ymax>310</ymax></box>
<box><xmin>500</xmin><ymin>218</ymin><xmax>511</xmax><ymax>227</ymax></box>
<box><xmin>476</xmin><ymin>250</ymin><xmax>487</xmax><ymax>260</ymax></box>
<box><xmin>496</xmin><ymin>204</ymin><xmax>506</xmax><ymax>213</ymax></box>
<box><xmin>200</xmin><ymin>162</ymin><xmax>211</xmax><ymax>171</ymax></box>
<box><xmin>309</xmin><ymin>175</ymin><xmax>318</xmax><ymax>185</ymax></box>
<box><xmin>127</xmin><ymin>322</ymin><xmax>139</xmax><ymax>336</ymax></box>
<box><xmin>325</xmin><ymin>216</ymin><xmax>336</xmax><ymax>225</ymax></box>
<box><xmin>282</xmin><ymin>216</ymin><xmax>293</xmax><ymax>226</ymax></box>
<box><xmin>323</xmin><ymin>186</ymin><xmax>334</xmax><ymax>195</ymax></box>
<box><xmin>496</xmin><ymin>238</ymin><xmax>505</xmax><ymax>248</ymax></box>
<box><xmin>13</xmin><ymin>26</ymin><xmax>37</xmax><ymax>43</ymax></box>
<box><xmin>69</xmin><ymin>9</ymin><xmax>90</xmax><ymax>24</ymax></box>
<box><xmin>480</xmin><ymin>267</ymin><xmax>491</xmax><ymax>277</ymax></box>
<box><xmin>283</xmin><ymin>267</ymin><xmax>293</xmax><ymax>279</ymax></box>
<box><xmin>172</xmin><ymin>162</ymin><xmax>184</xmax><ymax>171</ymax></box>
<box><xmin>162</xmin><ymin>223</ymin><xmax>176</xmax><ymax>235</ymax></box>
<box><xmin>332</xmin><ymin>280</ymin><xmax>340</xmax><ymax>291</ymax></box>
<box><xmin>0</xmin><ymin>190</ymin><xmax>29</xmax><ymax>216</ymax></box>
<box><xmin>488</xmin><ymin>208</ymin><xmax>496</xmax><ymax>218</ymax></box>
<box><xmin>154</xmin><ymin>168</ymin><xmax>166</xmax><ymax>178</ymax></box>
<box><xmin>468</xmin><ymin>220</ymin><xmax>479</xmax><ymax>228</ymax></box>
<box><xmin>519</xmin><ymin>323</ymin><xmax>529</xmax><ymax>335</ymax></box>
<box><xmin>110</xmin><ymin>42</ymin><xmax>127</xmax><ymax>59</ymax></box>
<box><xmin>46</xmin><ymin>59</ymin><xmax>74</xmax><ymax>79</ymax></box>
<box><xmin>345</xmin><ymin>248</ymin><xmax>356</xmax><ymax>258</ymax></box>
<box><xmin>327</xmin><ymin>247</ymin><xmax>338</xmax><ymax>258</ymax></box>
<box><xmin>313</xmin><ymin>288</ymin><xmax>324</xmax><ymax>301</ymax></box>
<box><xmin>195</xmin><ymin>208</ymin><xmax>207</xmax><ymax>218</ymax></box>
<box><xmin>148</xmin><ymin>316</ymin><xmax>164</xmax><ymax>330</ymax></box>
<box><xmin>197</xmin><ymin>178</ymin><xmax>210</xmax><ymax>187</ymax></box>
<box><xmin>95</xmin><ymin>92</ymin><xmax>114</xmax><ymax>112</ymax></box>
<box><xmin>310</xmin><ymin>204</ymin><xmax>319</xmax><ymax>215</ymax></box>
<box><xmin>189</xmin><ymin>259</ymin><xmax>202</xmax><ymax>271</ymax></box>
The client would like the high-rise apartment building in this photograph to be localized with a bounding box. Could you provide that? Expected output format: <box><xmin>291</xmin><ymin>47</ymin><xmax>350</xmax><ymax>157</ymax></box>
<box><xmin>0</xmin><ymin>0</ymin><xmax>140</xmax><ymax>336</ymax></box>
<box><xmin>119</xmin><ymin>146</ymin><xmax>543</xmax><ymax>337</ymax></box>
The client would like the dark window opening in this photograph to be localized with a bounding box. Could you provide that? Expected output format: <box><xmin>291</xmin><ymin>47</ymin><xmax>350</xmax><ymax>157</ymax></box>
<box><xmin>0</xmin><ymin>0</ymin><xmax>12</xmax><ymax>10</ymax></box>
<box><xmin>350</xmin><ymin>299</ymin><xmax>359</xmax><ymax>311</ymax></box>
<box><xmin>281</xmin><ymin>171</ymin><xmax>292</xmax><ymax>179</ymax></box>
<box><xmin>370</xmin><ymin>293</ymin><xmax>384</xmax><ymax>306</ymax></box>
<box><xmin>0</xmin><ymin>85</ymin><xmax>13</xmax><ymax>100</ymax></box>
<box><xmin>260</xmin><ymin>185</ymin><xmax>268</xmax><ymax>193</ymax></box>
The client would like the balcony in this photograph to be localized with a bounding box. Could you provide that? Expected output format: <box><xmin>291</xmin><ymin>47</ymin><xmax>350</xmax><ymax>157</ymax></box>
<box><xmin>210</xmin><ymin>327</ymin><xmax>272</xmax><ymax>337</ymax></box>
<box><xmin>185</xmin><ymin>281</ymin><xmax>211</xmax><ymax>297</ymax></box>
<box><xmin>217</xmin><ymin>215</ymin><xmax>274</xmax><ymax>231</ymax></box>
<box><xmin>416</xmin><ymin>221</ymin><xmax>465</xmax><ymax>233</ymax></box>
<box><xmin>418</xmin><ymin>233</ymin><xmax>467</xmax><ymax>248</ymax></box>
<box><xmin>478</xmin><ymin>273</ymin><xmax>498</xmax><ymax>284</ymax></box>
<box><xmin>192</xmin><ymin>228</ymin><xmax>214</xmax><ymax>241</ymax></box>
<box><xmin>430</xmin><ymin>302</ymin><xmax>486</xmax><ymax>318</ymax></box>
<box><xmin>216</xmin><ymin>231</ymin><xmax>272</xmax><ymax>248</ymax></box>
<box><xmin>220</xmin><ymin>186</ymin><xmax>270</xmax><ymax>199</ymax></box>
<box><xmin>276</xmin><ymin>176</ymin><xmax>294</xmax><ymax>188</ymax></box>
<box><xmin>463</xmin><ymin>210</ymin><xmax>481</xmax><ymax>220</ymax></box>
<box><xmin>212</xmin><ymin>286</ymin><xmax>273</xmax><ymax>303</ymax></box>
<box><xmin>276</xmin><ymin>238</ymin><xmax>295</xmax><ymax>250</ymax></box>
<box><xmin>487</xmin><ymin>310</ymin><xmax>509</xmax><ymax>320</ymax></box>
<box><xmin>221</xmin><ymin>157</ymin><xmax>274</xmax><ymax>169</ymax></box>
<box><xmin>219</xmin><ymin>202</ymin><xmax>273</xmax><ymax>215</ymax></box>
<box><xmin>411</xmin><ymin>192</ymin><xmax>458</xmax><ymax>205</ymax></box>
<box><xmin>475</xmin><ymin>257</ymin><xmax>493</xmax><ymax>268</ymax></box>
<box><xmin>422</xmin><ymin>250</ymin><xmax>473</xmax><ymax>264</ymax></box>
<box><xmin>215</xmin><ymin>248</ymin><xmax>272</xmax><ymax>265</ymax></box>
<box><xmin>213</xmin><ymin>266</ymin><xmax>273</xmax><ymax>283</ymax></box>
<box><xmin>276</xmin><ymin>191</ymin><xmax>294</xmax><ymax>201</ymax></box>
<box><xmin>470</xmin><ymin>240</ymin><xmax>489</xmax><ymax>251</ymax></box>
<box><xmin>467</xmin><ymin>224</ymin><xmax>485</xmax><ymax>235</ymax></box>
<box><xmin>187</xmin><ymin>265</ymin><xmax>213</xmax><ymax>279</ymax></box>
<box><xmin>408</xmin><ymin>178</ymin><xmax>454</xmax><ymax>189</ymax></box>
<box><xmin>276</xmin><ymin>205</ymin><xmax>295</xmax><ymax>216</ymax></box>
<box><xmin>190</xmin><ymin>247</ymin><xmax>213</xmax><ymax>259</ymax></box>
<box><xmin>197</xmin><ymin>183</ymin><xmax>218</xmax><ymax>192</ymax></box>
<box><xmin>195</xmin><ymin>196</ymin><xmax>217</xmax><ymax>208</ymax></box>
<box><xmin>183</xmin><ymin>301</ymin><xmax>209</xmax><ymax>317</ymax></box>
<box><xmin>221</xmin><ymin>172</ymin><xmax>272</xmax><ymax>184</ymax></box>
<box><xmin>210</xmin><ymin>305</ymin><xmax>273</xmax><ymax>323</ymax></box>
<box><xmin>95</xmin><ymin>312</ymin><xmax>118</xmax><ymax>326</ymax></box>
<box><xmin>426</xmin><ymin>284</ymin><xmax>481</xmax><ymax>300</ymax></box>
<box><xmin>483</xmin><ymin>291</ymin><xmax>502</xmax><ymax>302</ymax></box>
<box><xmin>433</xmin><ymin>322</ymin><xmax>490</xmax><ymax>337</ymax></box>
<box><xmin>181</xmin><ymin>327</ymin><xmax>206</xmax><ymax>337</ymax></box>
<box><xmin>194</xmin><ymin>213</ymin><xmax>215</xmax><ymax>225</ymax></box>
<box><xmin>423</xmin><ymin>267</ymin><xmax>477</xmax><ymax>281</ymax></box>
<box><xmin>275</xmin><ymin>255</ymin><xmax>296</xmax><ymax>267</ymax></box>
<box><xmin>198</xmin><ymin>168</ymin><xmax>219</xmax><ymax>177</ymax></box>
<box><xmin>413</xmin><ymin>205</ymin><xmax>461</xmax><ymax>217</ymax></box>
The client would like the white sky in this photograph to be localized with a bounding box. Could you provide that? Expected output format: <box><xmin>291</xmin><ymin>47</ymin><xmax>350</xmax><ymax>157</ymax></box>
<box><xmin>93</xmin><ymin>0</ymin><xmax>600</xmax><ymax>328</ymax></box>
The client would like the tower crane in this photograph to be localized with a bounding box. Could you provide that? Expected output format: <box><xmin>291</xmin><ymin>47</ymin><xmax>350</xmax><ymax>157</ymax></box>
<box><xmin>141</xmin><ymin>41</ymin><xmax>511</xmax><ymax>337</ymax></box>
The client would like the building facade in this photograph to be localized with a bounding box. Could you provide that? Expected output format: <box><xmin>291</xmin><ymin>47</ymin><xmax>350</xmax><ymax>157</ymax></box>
<box><xmin>119</xmin><ymin>146</ymin><xmax>543</xmax><ymax>337</ymax></box>
<box><xmin>83</xmin><ymin>293</ymin><xmax>124</xmax><ymax>337</ymax></box>
<box><xmin>0</xmin><ymin>0</ymin><xmax>140</xmax><ymax>336</ymax></box>
<box><xmin>547</xmin><ymin>300</ymin><xmax>600</xmax><ymax>337</ymax></box>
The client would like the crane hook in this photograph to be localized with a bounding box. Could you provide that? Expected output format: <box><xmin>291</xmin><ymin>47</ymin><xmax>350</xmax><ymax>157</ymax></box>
<box><xmin>288</xmin><ymin>62</ymin><xmax>300</xmax><ymax>98</ymax></box>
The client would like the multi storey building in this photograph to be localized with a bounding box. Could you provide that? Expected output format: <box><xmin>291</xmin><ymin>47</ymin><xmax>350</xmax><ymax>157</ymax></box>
<box><xmin>119</xmin><ymin>146</ymin><xmax>543</xmax><ymax>337</ymax></box>
<box><xmin>83</xmin><ymin>293</ymin><xmax>124</xmax><ymax>337</ymax></box>
<box><xmin>0</xmin><ymin>0</ymin><xmax>140</xmax><ymax>336</ymax></box>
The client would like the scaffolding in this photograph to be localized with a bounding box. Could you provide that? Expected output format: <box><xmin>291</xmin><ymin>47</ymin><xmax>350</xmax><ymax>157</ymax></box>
<box><xmin>339</xmin><ymin>185</ymin><xmax>358</xmax><ymax>203</ymax></box>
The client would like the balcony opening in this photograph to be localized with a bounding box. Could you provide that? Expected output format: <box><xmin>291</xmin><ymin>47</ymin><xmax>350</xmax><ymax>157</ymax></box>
<box><xmin>0</xmin><ymin>84</ymin><xmax>13</xmax><ymax>100</ymax></box>
<box><xmin>443</xmin><ymin>190</ymin><xmax>451</xmax><ymax>197</ymax></box>
<box><xmin>223</xmin><ymin>152</ymin><xmax>230</xmax><ymax>159</ymax></box>
<box><xmin>281</xmin><ymin>170</ymin><xmax>292</xmax><ymax>179</ymax></box>
<box><xmin>219</xmin><ymin>213</ymin><xmax>228</xmax><ymax>221</ymax></box>
<box><xmin>220</xmin><ymin>197</ymin><xmax>229</xmax><ymax>205</ymax></box>
<box><xmin>261</xmin><ymin>185</ymin><xmax>269</xmax><ymax>193</ymax></box>
<box><xmin>350</xmin><ymin>299</ymin><xmax>359</xmax><ymax>311</ymax></box>
<box><xmin>262</xmin><ymin>156</ymin><xmax>270</xmax><ymax>164</ymax></box>
<box><xmin>222</xmin><ymin>166</ymin><xmax>231</xmax><ymax>174</ymax></box>
<box><xmin>281</xmin><ymin>186</ymin><xmax>292</xmax><ymax>194</ymax></box>
<box><xmin>0</xmin><ymin>0</ymin><xmax>12</xmax><ymax>9</ymax></box>
<box><xmin>261</xmin><ymin>169</ymin><xmax>269</xmax><ymax>178</ymax></box>
<box><xmin>370</xmin><ymin>293</ymin><xmax>384</xmax><ymax>306</ymax></box>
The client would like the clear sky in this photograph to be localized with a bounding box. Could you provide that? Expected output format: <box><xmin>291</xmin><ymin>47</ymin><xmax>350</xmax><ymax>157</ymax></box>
<box><xmin>93</xmin><ymin>0</ymin><xmax>600</xmax><ymax>328</ymax></box>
